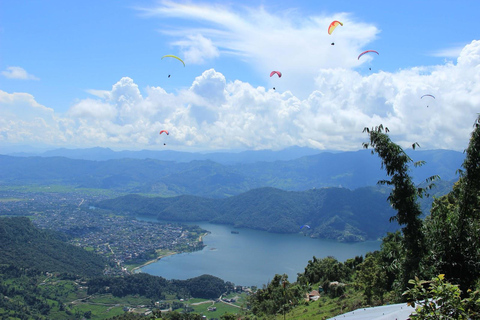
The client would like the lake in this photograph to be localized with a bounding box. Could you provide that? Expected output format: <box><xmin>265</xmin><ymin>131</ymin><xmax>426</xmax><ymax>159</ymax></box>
<box><xmin>139</xmin><ymin>220</ymin><xmax>380</xmax><ymax>287</ymax></box>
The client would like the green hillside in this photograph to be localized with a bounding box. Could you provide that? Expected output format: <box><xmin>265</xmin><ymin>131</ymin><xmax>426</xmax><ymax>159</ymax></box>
<box><xmin>0</xmin><ymin>216</ymin><xmax>107</xmax><ymax>277</ymax></box>
<box><xmin>96</xmin><ymin>186</ymin><xmax>399</xmax><ymax>241</ymax></box>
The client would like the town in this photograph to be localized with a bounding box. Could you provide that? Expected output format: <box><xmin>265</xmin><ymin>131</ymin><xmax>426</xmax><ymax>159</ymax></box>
<box><xmin>0</xmin><ymin>189</ymin><xmax>207</xmax><ymax>273</ymax></box>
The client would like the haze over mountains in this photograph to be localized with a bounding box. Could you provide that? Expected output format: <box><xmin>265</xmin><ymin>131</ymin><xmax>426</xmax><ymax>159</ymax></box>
<box><xmin>0</xmin><ymin>147</ymin><xmax>464</xmax><ymax>198</ymax></box>
<box><xmin>4</xmin><ymin>146</ymin><xmax>322</xmax><ymax>164</ymax></box>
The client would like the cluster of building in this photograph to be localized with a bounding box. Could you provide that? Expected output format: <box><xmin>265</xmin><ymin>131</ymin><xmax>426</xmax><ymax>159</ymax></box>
<box><xmin>0</xmin><ymin>190</ymin><xmax>206</xmax><ymax>270</ymax></box>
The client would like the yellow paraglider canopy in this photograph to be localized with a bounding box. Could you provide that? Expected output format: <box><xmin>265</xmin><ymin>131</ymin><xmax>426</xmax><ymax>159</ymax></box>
<box><xmin>161</xmin><ymin>55</ymin><xmax>185</xmax><ymax>67</ymax></box>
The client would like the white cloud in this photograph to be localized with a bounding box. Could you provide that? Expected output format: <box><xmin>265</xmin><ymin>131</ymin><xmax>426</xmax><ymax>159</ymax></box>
<box><xmin>173</xmin><ymin>34</ymin><xmax>220</xmax><ymax>64</ymax></box>
<box><xmin>139</xmin><ymin>1</ymin><xmax>378</xmax><ymax>97</ymax></box>
<box><xmin>430</xmin><ymin>45</ymin><xmax>465</xmax><ymax>58</ymax></box>
<box><xmin>1</xmin><ymin>66</ymin><xmax>39</xmax><ymax>80</ymax></box>
<box><xmin>86</xmin><ymin>89</ymin><xmax>111</xmax><ymax>100</ymax></box>
<box><xmin>68</xmin><ymin>99</ymin><xmax>117</xmax><ymax>121</ymax></box>
<box><xmin>0</xmin><ymin>91</ymin><xmax>65</xmax><ymax>144</ymax></box>
<box><xmin>2</xmin><ymin>41</ymin><xmax>480</xmax><ymax>152</ymax></box>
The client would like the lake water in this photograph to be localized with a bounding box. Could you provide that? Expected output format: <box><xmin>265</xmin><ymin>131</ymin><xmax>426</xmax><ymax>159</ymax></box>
<box><xmin>139</xmin><ymin>220</ymin><xmax>380</xmax><ymax>287</ymax></box>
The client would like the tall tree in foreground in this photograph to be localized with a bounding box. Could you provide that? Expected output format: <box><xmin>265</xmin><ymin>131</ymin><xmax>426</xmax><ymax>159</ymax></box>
<box><xmin>424</xmin><ymin>115</ymin><xmax>480</xmax><ymax>293</ymax></box>
<box><xmin>363</xmin><ymin>125</ymin><xmax>435</xmax><ymax>291</ymax></box>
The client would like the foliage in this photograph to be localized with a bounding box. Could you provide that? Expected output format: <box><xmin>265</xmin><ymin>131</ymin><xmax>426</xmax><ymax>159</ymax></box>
<box><xmin>0</xmin><ymin>264</ymin><xmax>82</xmax><ymax>319</ymax></box>
<box><xmin>403</xmin><ymin>274</ymin><xmax>480</xmax><ymax>319</ymax></box>
<box><xmin>423</xmin><ymin>115</ymin><xmax>480</xmax><ymax>294</ymax></box>
<box><xmin>87</xmin><ymin>273</ymin><xmax>233</xmax><ymax>300</ymax></box>
<box><xmin>363</xmin><ymin>124</ymin><xmax>436</xmax><ymax>290</ymax></box>
<box><xmin>354</xmin><ymin>251</ymin><xmax>387</xmax><ymax>305</ymax></box>
<box><xmin>0</xmin><ymin>216</ymin><xmax>107</xmax><ymax>277</ymax></box>
<box><xmin>247</xmin><ymin>274</ymin><xmax>304</xmax><ymax>317</ymax></box>
<box><xmin>298</xmin><ymin>256</ymin><xmax>352</xmax><ymax>286</ymax></box>
<box><xmin>378</xmin><ymin>231</ymin><xmax>404</xmax><ymax>297</ymax></box>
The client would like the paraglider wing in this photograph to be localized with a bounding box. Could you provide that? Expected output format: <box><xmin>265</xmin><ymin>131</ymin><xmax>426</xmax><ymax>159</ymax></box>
<box><xmin>328</xmin><ymin>20</ymin><xmax>343</xmax><ymax>35</ymax></box>
<box><xmin>161</xmin><ymin>55</ymin><xmax>185</xmax><ymax>67</ymax></box>
<box><xmin>421</xmin><ymin>94</ymin><xmax>435</xmax><ymax>99</ymax></box>
<box><xmin>159</xmin><ymin>130</ymin><xmax>169</xmax><ymax>135</ymax></box>
<box><xmin>358</xmin><ymin>50</ymin><xmax>379</xmax><ymax>60</ymax></box>
<box><xmin>300</xmin><ymin>224</ymin><xmax>311</xmax><ymax>229</ymax></box>
<box><xmin>270</xmin><ymin>71</ymin><xmax>282</xmax><ymax>78</ymax></box>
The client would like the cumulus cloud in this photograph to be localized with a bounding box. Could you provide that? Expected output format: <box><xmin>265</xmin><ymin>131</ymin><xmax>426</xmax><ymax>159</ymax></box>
<box><xmin>2</xmin><ymin>41</ymin><xmax>480</xmax><ymax>152</ymax></box>
<box><xmin>1</xmin><ymin>66</ymin><xmax>39</xmax><ymax>80</ymax></box>
<box><xmin>68</xmin><ymin>99</ymin><xmax>117</xmax><ymax>120</ymax></box>
<box><xmin>0</xmin><ymin>91</ymin><xmax>65</xmax><ymax>144</ymax></box>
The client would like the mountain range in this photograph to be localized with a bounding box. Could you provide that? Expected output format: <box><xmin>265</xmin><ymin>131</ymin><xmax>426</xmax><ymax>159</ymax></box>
<box><xmin>4</xmin><ymin>146</ymin><xmax>323</xmax><ymax>164</ymax></box>
<box><xmin>0</xmin><ymin>148</ymin><xmax>464</xmax><ymax>198</ymax></box>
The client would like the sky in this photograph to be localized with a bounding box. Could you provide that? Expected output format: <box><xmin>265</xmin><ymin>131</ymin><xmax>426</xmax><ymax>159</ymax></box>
<box><xmin>1</xmin><ymin>0</ymin><xmax>480</xmax><ymax>153</ymax></box>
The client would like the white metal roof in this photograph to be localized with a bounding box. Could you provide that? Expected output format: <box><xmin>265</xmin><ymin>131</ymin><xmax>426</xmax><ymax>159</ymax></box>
<box><xmin>326</xmin><ymin>302</ymin><xmax>415</xmax><ymax>320</ymax></box>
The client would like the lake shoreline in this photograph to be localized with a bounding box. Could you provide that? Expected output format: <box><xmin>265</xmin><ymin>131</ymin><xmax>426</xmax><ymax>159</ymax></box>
<box><xmin>131</xmin><ymin>251</ymin><xmax>177</xmax><ymax>273</ymax></box>
<box><xmin>132</xmin><ymin>232</ymin><xmax>209</xmax><ymax>274</ymax></box>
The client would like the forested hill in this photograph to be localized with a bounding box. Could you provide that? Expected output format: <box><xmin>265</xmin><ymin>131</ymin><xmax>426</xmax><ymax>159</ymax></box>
<box><xmin>0</xmin><ymin>149</ymin><xmax>463</xmax><ymax>198</ymax></box>
<box><xmin>96</xmin><ymin>186</ymin><xmax>399</xmax><ymax>242</ymax></box>
<box><xmin>0</xmin><ymin>217</ymin><xmax>107</xmax><ymax>277</ymax></box>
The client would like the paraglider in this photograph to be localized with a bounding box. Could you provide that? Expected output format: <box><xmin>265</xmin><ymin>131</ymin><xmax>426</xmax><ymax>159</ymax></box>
<box><xmin>300</xmin><ymin>224</ymin><xmax>310</xmax><ymax>236</ymax></box>
<box><xmin>328</xmin><ymin>20</ymin><xmax>343</xmax><ymax>34</ymax></box>
<box><xmin>159</xmin><ymin>130</ymin><xmax>169</xmax><ymax>146</ymax></box>
<box><xmin>270</xmin><ymin>71</ymin><xmax>282</xmax><ymax>90</ymax></box>
<box><xmin>358</xmin><ymin>50</ymin><xmax>379</xmax><ymax>60</ymax></box>
<box><xmin>421</xmin><ymin>94</ymin><xmax>435</xmax><ymax>107</ymax></box>
<box><xmin>421</xmin><ymin>94</ymin><xmax>435</xmax><ymax>99</ymax></box>
<box><xmin>161</xmin><ymin>55</ymin><xmax>185</xmax><ymax>66</ymax></box>
<box><xmin>328</xmin><ymin>20</ymin><xmax>343</xmax><ymax>45</ymax></box>
<box><xmin>161</xmin><ymin>55</ymin><xmax>185</xmax><ymax>78</ymax></box>
<box><xmin>270</xmin><ymin>71</ymin><xmax>282</xmax><ymax>78</ymax></box>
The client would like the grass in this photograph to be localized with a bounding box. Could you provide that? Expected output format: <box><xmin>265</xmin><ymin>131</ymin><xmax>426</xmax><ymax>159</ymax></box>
<box><xmin>88</xmin><ymin>294</ymin><xmax>151</xmax><ymax>306</ymax></box>
<box><xmin>72</xmin><ymin>303</ymin><xmax>125</xmax><ymax>320</ymax></box>
<box><xmin>283</xmin><ymin>288</ymin><xmax>366</xmax><ymax>320</ymax></box>
<box><xmin>190</xmin><ymin>301</ymin><xmax>242</xmax><ymax>317</ymax></box>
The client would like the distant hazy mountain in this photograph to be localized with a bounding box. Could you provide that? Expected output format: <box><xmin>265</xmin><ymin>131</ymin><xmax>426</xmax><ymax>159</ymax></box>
<box><xmin>96</xmin><ymin>186</ymin><xmax>400</xmax><ymax>242</ymax></box>
<box><xmin>0</xmin><ymin>149</ymin><xmax>463</xmax><ymax>198</ymax></box>
<box><xmin>6</xmin><ymin>146</ymin><xmax>324</xmax><ymax>164</ymax></box>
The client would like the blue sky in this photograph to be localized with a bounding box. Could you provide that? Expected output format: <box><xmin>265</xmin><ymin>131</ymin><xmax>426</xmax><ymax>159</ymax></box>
<box><xmin>1</xmin><ymin>0</ymin><xmax>480</xmax><ymax>152</ymax></box>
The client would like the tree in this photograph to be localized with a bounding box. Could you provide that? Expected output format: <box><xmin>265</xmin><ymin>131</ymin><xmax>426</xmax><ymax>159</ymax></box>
<box><xmin>363</xmin><ymin>125</ymin><xmax>436</xmax><ymax>290</ymax></box>
<box><xmin>355</xmin><ymin>252</ymin><xmax>388</xmax><ymax>305</ymax></box>
<box><xmin>379</xmin><ymin>231</ymin><xmax>404</xmax><ymax>297</ymax></box>
<box><xmin>424</xmin><ymin>115</ymin><xmax>480</xmax><ymax>293</ymax></box>
<box><xmin>247</xmin><ymin>274</ymin><xmax>302</xmax><ymax>318</ymax></box>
